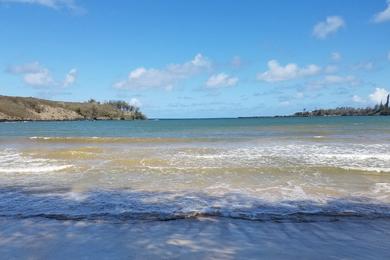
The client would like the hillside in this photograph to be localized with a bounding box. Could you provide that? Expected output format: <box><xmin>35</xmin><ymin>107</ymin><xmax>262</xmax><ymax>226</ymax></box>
<box><xmin>0</xmin><ymin>95</ymin><xmax>146</xmax><ymax>121</ymax></box>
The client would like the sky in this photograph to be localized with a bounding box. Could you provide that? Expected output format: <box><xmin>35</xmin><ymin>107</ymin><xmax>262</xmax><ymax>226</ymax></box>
<box><xmin>0</xmin><ymin>0</ymin><xmax>389</xmax><ymax>118</ymax></box>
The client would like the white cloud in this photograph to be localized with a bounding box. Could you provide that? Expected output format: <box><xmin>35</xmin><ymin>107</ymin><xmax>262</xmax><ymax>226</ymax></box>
<box><xmin>373</xmin><ymin>0</ymin><xmax>390</xmax><ymax>23</ymax></box>
<box><xmin>6</xmin><ymin>62</ymin><xmax>42</xmax><ymax>74</ymax></box>
<box><xmin>331</xmin><ymin>52</ymin><xmax>341</xmax><ymax>62</ymax></box>
<box><xmin>388</xmin><ymin>51</ymin><xmax>390</xmax><ymax>61</ymax></box>
<box><xmin>114</xmin><ymin>54</ymin><xmax>211</xmax><ymax>90</ymax></box>
<box><xmin>7</xmin><ymin>62</ymin><xmax>53</xmax><ymax>87</ymax></box>
<box><xmin>369</xmin><ymin>88</ymin><xmax>389</xmax><ymax>104</ymax></box>
<box><xmin>6</xmin><ymin>62</ymin><xmax>77</xmax><ymax>88</ymax></box>
<box><xmin>23</xmin><ymin>68</ymin><xmax>53</xmax><ymax>86</ymax></box>
<box><xmin>0</xmin><ymin>0</ymin><xmax>81</xmax><ymax>10</ymax></box>
<box><xmin>257</xmin><ymin>60</ymin><xmax>321</xmax><ymax>82</ymax></box>
<box><xmin>316</xmin><ymin>75</ymin><xmax>359</xmax><ymax>86</ymax></box>
<box><xmin>129</xmin><ymin>98</ymin><xmax>142</xmax><ymax>108</ymax></box>
<box><xmin>352</xmin><ymin>95</ymin><xmax>365</xmax><ymax>103</ymax></box>
<box><xmin>313</xmin><ymin>16</ymin><xmax>345</xmax><ymax>39</ymax></box>
<box><xmin>206</xmin><ymin>73</ymin><xmax>238</xmax><ymax>88</ymax></box>
<box><xmin>322</xmin><ymin>75</ymin><xmax>359</xmax><ymax>85</ymax></box>
<box><xmin>63</xmin><ymin>68</ymin><xmax>77</xmax><ymax>87</ymax></box>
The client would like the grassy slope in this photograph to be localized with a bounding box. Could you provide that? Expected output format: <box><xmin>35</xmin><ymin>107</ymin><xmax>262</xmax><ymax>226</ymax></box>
<box><xmin>0</xmin><ymin>95</ymin><xmax>146</xmax><ymax>121</ymax></box>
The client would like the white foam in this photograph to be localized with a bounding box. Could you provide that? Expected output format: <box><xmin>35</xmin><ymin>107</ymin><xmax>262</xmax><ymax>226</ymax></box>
<box><xmin>341</xmin><ymin>166</ymin><xmax>390</xmax><ymax>173</ymax></box>
<box><xmin>0</xmin><ymin>165</ymin><xmax>72</xmax><ymax>173</ymax></box>
<box><xmin>172</xmin><ymin>143</ymin><xmax>390</xmax><ymax>173</ymax></box>
<box><xmin>320</xmin><ymin>153</ymin><xmax>390</xmax><ymax>161</ymax></box>
<box><xmin>372</xmin><ymin>183</ymin><xmax>390</xmax><ymax>193</ymax></box>
<box><xmin>0</xmin><ymin>150</ymin><xmax>72</xmax><ymax>174</ymax></box>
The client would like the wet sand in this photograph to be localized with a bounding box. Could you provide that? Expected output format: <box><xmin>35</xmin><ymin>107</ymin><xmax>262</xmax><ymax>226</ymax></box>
<box><xmin>1</xmin><ymin>217</ymin><xmax>389</xmax><ymax>259</ymax></box>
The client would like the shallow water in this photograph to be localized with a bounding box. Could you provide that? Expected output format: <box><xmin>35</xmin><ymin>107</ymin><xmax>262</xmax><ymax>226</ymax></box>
<box><xmin>1</xmin><ymin>117</ymin><xmax>390</xmax><ymax>221</ymax></box>
<box><xmin>0</xmin><ymin>117</ymin><xmax>390</xmax><ymax>257</ymax></box>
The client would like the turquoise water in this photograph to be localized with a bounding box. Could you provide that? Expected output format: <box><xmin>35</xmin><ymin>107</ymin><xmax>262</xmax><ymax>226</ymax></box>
<box><xmin>1</xmin><ymin>116</ymin><xmax>390</xmax><ymax>139</ymax></box>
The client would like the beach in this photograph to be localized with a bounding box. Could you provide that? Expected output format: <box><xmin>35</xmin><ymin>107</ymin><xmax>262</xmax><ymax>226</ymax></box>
<box><xmin>1</xmin><ymin>217</ymin><xmax>390</xmax><ymax>259</ymax></box>
<box><xmin>1</xmin><ymin>117</ymin><xmax>390</xmax><ymax>258</ymax></box>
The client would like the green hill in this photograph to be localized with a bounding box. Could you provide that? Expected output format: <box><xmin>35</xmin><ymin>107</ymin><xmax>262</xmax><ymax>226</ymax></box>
<box><xmin>0</xmin><ymin>95</ymin><xmax>146</xmax><ymax>121</ymax></box>
<box><xmin>294</xmin><ymin>94</ymin><xmax>390</xmax><ymax>117</ymax></box>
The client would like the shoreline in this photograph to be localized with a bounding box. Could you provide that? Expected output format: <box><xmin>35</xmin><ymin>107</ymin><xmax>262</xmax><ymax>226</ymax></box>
<box><xmin>1</xmin><ymin>114</ymin><xmax>389</xmax><ymax>123</ymax></box>
<box><xmin>1</xmin><ymin>217</ymin><xmax>389</xmax><ymax>259</ymax></box>
<box><xmin>0</xmin><ymin>118</ymin><xmax>144</xmax><ymax>123</ymax></box>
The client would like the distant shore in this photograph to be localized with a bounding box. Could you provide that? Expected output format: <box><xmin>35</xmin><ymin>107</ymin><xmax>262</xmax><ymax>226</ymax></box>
<box><xmin>0</xmin><ymin>118</ymin><xmax>142</xmax><ymax>123</ymax></box>
<box><xmin>2</xmin><ymin>114</ymin><xmax>389</xmax><ymax>123</ymax></box>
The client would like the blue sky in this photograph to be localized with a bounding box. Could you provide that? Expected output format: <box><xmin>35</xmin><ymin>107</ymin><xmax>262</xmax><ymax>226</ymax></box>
<box><xmin>0</xmin><ymin>0</ymin><xmax>389</xmax><ymax>118</ymax></box>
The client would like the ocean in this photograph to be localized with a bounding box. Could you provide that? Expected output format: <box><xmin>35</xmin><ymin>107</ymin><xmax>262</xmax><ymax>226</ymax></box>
<box><xmin>1</xmin><ymin>117</ymin><xmax>390</xmax><ymax>258</ymax></box>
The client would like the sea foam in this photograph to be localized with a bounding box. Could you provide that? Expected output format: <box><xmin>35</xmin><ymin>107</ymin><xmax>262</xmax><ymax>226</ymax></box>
<box><xmin>0</xmin><ymin>150</ymin><xmax>72</xmax><ymax>174</ymax></box>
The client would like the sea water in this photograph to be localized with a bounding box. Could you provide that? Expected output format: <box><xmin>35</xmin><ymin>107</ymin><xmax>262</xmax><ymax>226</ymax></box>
<box><xmin>0</xmin><ymin>117</ymin><xmax>390</xmax><ymax>258</ymax></box>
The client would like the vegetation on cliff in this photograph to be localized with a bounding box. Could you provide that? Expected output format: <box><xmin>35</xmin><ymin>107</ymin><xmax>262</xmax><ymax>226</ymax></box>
<box><xmin>294</xmin><ymin>94</ymin><xmax>390</xmax><ymax>117</ymax></box>
<box><xmin>0</xmin><ymin>95</ymin><xmax>146</xmax><ymax>121</ymax></box>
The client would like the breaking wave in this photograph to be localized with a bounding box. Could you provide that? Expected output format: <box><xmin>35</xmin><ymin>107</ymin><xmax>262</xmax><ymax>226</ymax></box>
<box><xmin>0</xmin><ymin>150</ymin><xmax>72</xmax><ymax>174</ymax></box>
<box><xmin>0</xmin><ymin>188</ymin><xmax>389</xmax><ymax>222</ymax></box>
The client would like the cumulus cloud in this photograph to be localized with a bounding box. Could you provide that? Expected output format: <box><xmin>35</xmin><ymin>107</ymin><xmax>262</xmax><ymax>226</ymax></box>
<box><xmin>369</xmin><ymin>88</ymin><xmax>389</xmax><ymax>104</ymax></box>
<box><xmin>0</xmin><ymin>0</ymin><xmax>82</xmax><ymax>11</ymax></box>
<box><xmin>6</xmin><ymin>62</ymin><xmax>77</xmax><ymax>88</ymax></box>
<box><xmin>373</xmin><ymin>0</ymin><xmax>390</xmax><ymax>23</ymax></box>
<box><xmin>257</xmin><ymin>60</ymin><xmax>321</xmax><ymax>82</ymax></box>
<box><xmin>321</xmin><ymin>75</ymin><xmax>359</xmax><ymax>85</ymax></box>
<box><xmin>313</xmin><ymin>16</ymin><xmax>345</xmax><ymax>39</ymax></box>
<box><xmin>206</xmin><ymin>73</ymin><xmax>238</xmax><ymax>88</ymax></box>
<box><xmin>129</xmin><ymin>98</ymin><xmax>142</xmax><ymax>108</ymax></box>
<box><xmin>114</xmin><ymin>54</ymin><xmax>211</xmax><ymax>90</ymax></box>
<box><xmin>63</xmin><ymin>68</ymin><xmax>77</xmax><ymax>87</ymax></box>
<box><xmin>352</xmin><ymin>95</ymin><xmax>365</xmax><ymax>103</ymax></box>
<box><xmin>310</xmin><ymin>75</ymin><xmax>359</xmax><ymax>88</ymax></box>
<box><xmin>7</xmin><ymin>62</ymin><xmax>54</xmax><ymax>87</ymax></box>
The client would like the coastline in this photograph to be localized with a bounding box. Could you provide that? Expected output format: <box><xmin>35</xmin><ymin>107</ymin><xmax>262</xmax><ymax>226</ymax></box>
<box><xmin>0</xmin><ymin>118</ymin><xmax>144</xmax><ymax>123</ymax></box>
<box><xmin>2</xmin><ymin>114</ymin><xmax>389</xmax><ymax>123</ymax></box>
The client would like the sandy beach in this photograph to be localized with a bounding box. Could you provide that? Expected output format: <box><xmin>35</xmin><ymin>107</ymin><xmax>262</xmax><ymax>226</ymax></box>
<box><xmin>1</xmin><ymin>217</ymin><xmax>390</xmax><ymax>259</ymax></box>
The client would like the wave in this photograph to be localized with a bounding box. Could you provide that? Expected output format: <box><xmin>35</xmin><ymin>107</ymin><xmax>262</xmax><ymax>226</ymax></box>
<box><xmin>6</xmin><ymin>210</ymin><xmax>390</xmax><ymax>222</ymax></box>
<box><xmin>173</xmin><ymin>143</ymin><xmax>390</xmax><ymax>173</ymax></box>
<box><xmin>0</xmin><ymin>165</ymin><xmax>72</xmax><ymax>173</ymax></box>
<box><xmin>0</xmin><ymin>150</ymin><xmax>72</xmax><ymax>174</ymax></box>
<box><xmin>1</xmin><ymin>188</ymin><xmax>389</xmax><ymax>222</ymax></box>
<box><xmin>28</xmin><ymin>136</ymin><xmax>213</xmax><ymax>143</ymax></box>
